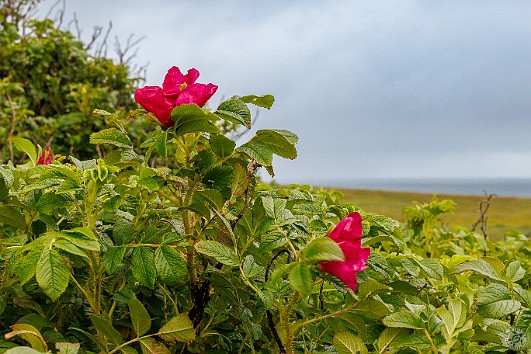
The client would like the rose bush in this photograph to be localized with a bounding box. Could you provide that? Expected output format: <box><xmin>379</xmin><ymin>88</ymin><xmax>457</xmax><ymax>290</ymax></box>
<box><xmin>0</xmin><ymin>65</ymin><xmax>530</xmax><ymax>354</ymax></box>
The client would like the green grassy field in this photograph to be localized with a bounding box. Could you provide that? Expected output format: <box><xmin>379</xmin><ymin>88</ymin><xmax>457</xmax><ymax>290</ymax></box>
<box><xmin>335</xmin><ymin>188</ymin><xmax>531</xmax><ymax>240</ymax></box>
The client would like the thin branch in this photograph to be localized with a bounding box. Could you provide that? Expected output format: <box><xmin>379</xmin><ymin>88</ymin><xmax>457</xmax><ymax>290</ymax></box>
<box><xmin>472</xmin><ymin>193</ymin><xmax>495</xmax><ymax>256</ymax></box>
<box><xmin>84</xmin><ymin>25</ymin><xmax>103</xmax><ymax>52</ymax></box>
<box><xmin>70</xmin><ymin>12</ymin><xmax>82</xmax><ymax>41</ymax></box>
<box><xmin>472</xmin><ymin>193</ymin><xmax>495</xmax><ymax>239</ymax></box>
<box><xmin>95</xmin><ymin>21</ymin><xmax>113</xmax><ymax>58</ymax></box>
<box><xmin>114</xmin><ymin>33</ymin><xmax>146</xmax><ymax>64</ymax></box>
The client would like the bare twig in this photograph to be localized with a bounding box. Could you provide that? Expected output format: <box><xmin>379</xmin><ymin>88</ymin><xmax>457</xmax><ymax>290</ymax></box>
<box><xmin>70</xmin><ymin>12</ymin><xmax>82</xmax><ymax>40</ymax></box>
<box><xmin>84</xmin><ymin>25</ymin><xmax>103</xmax><ymax>52</ymax></box>
<box><xmin>472</xmin><ymin>193</ymin><xmax>496</xmax><ymax>256</ymax></box>
<box><xmin>94</xmin><ymin>21</ymin><xmax>112</xmax><ymax>58</ymax></box>
<box><xmin>44</xmin><ymin>0</ymin><xmax>63</xmax><ymax>24</ymax></box>
<box><xmin>114</xmin><ymin>33</ymin><xmax>146</xmax><ymax>64</ymax></box>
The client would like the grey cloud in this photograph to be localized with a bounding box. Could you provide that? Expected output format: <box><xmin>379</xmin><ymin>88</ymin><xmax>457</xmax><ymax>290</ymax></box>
<box><xmin>40</xmin><ymin>0</ymin><xmax>531</xmax><ymax>180</ymax></box>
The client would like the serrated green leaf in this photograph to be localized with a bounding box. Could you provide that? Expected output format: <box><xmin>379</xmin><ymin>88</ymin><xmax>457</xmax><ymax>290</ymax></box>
<box><xmin>376</xmin><ymin>327</ymin><xmax>409</xmax><ymax>352</ymax></box>
<box><xmin>156</xmin><ymin>314</ymin><xmax>195</xmax><ymax>342</ymax></box>
<box><xmin>259</xmin><ymin>232</ymin><xmax>288</xmax><ymax>253</ymax></box>
<box><xmin>240</xmin><ymin>94</ymin><xmax>275</xmax><ymax>109</ymax></box>
<box><xmin>210</xmin><ymin>133</ymin><xmax>236</xmax><ymax>158</ymax></box>
<box><xmin>129</xmin><ymin>298</ymin><xmax>151</xmax><ymax>337</ymax></box>
<box><xmin>15</xmin><ymin>251</ymin><xmax>40</xmax><ymax>285</ymax></box>
<box><xmin>5</xmin><ymin>347</ymin><xmax>45</xmax><ymax>354</ymax></box>
<box><xmin>230</xmin><ymin>163</ymin><xmax>247</xmax><ymax>200</ymax></box>
<box><xmin>139</xmin><ymin>338</ymin><xmax>171</xmax><ymax>354</ymax></box>
<box><xmin>155</xmin><ymin>129</ymin><xmax>168</xmax><ymax>158</ymax></box>
<box><xmin>171</xmin><ymin>104</ymin><xmax>219</xmax><ymax>135</ymax></box>
<box><xmin>216</xmin><ymin>97</ymin><xmax>251</xmax><ymax>128</ymax></box>
<box><xmin>196</xmin><ymin>189</ymin><xmax>225</xmax><ymax>210</ymax></box>
<box><xmin>477</xmin><ymin>284</ymin><xmax>519</xmax><ymax>320</ymax></box>
<box><xmin>416</xmin><ymin>259</ymin><xmax>443</xmax><ymax>280</ymax></box>
<box><xmin>0</xmin><ymin>206</ymin><xmax>26</xmax><ymax>229</ymax></box>
<box><xmin>55</xmin><ymin>342</ymin><xmax>80</xmax><ymax>354</ymax></box>
<box><xmin>53</xmin><ymin>240</ymin><xmax>87</xmax><ymax>258</ymax></box>
<box><xmin>505</xmin><ymin>261</ymin><xmax>525</xmax><ymax>282</ymax></box>
<box><xmin>56</xmin><ymin>178</ymin><xmax>82</xmax><ymax>194</ymax></box>
<box><xmin>302</xmin><ymin>237</ymin><xmax>344</xmax><ymax>262</ymax></box>
<box><xmin>236</xmin><ymin>141</ymin><xmax>273</xmax><ymax>166</ymax></box>
<box><xmin>514</xmin><ymin>287</ymin><xmax>531</xmax><ymax>307</ymax></box>
<box><xmin>437</xmin><ymin>308</ymin><xmax>456</xmax><ymax>340</ymax></box>
<box><xmin>514</xmin><ymin>309</ymin><xmax>531</xmax><ymax>350</ymax></box>
<box><xmin>451</xmin><ymin>258</ymin><xmax>503</xmax><ymax>282</ymax></box>
<box><xmin>61</xmin><ymin>234</ymin><xmax>100</xmax><ymax>251</ymax></box>
<box><xmin>395</xmin><ymin>331</ymin><xmax>431</xmax><ymax>349</ymax></box>
<box><xmin>383</xmin><ymin>311</ymin><xmax>425</xmax><ymax>329</ymax></box>
<box><xmin>90</xmin><ymin>128</ymin><xmax>132</xmax><ymax>148</ymax></box>
<box><xmin>113</xmin><ymin>219</ymin><xmax>135</xmax><ymax>245</ymax></box>
<box><xmin>478</xmin><ymin>299</ymin><xmax>521</xmax><ymax>319</ymax></box>
<box><xmin>131</xmin><ymin>247</ymin><xmax>156</xmax><ymax>289</ymax></box>
<box><xmin>36</xmin><ymin>193</ymin><xmax>70</xmax><ymax>214</ymax></box>
<box><xmin>254</xmin><ymin>129</ymin><xmax>297</xmax><ymax>159</ymax></box>
<box><xmin>333</xmin><ymin>332</ymin><xmax>368</xmax><ymax>354</ymax></box>
<box><xmin>449</xmin><ymin>298</ymin><xmax>467</xmax><ymax>328</ymax></box>
<box><xmin>103</xmin><ymin>246</ymin><xmax>126</xmax><ymax>275</ymax></box>
<box><xmin>262</xmin><ymin>196</ymin><xmax>286</xmax><ymax>220</ymax></box>
<box><xmin>89</xmin><ymin>315</ymin><xmax>122</xmax><ymax>346</ymax></box>
<box><xmin>242</xmin><ymin>255</ymin><xmax>264</xmax><ymax>278</ymax></box>
<box><xmin>4</xmin><ymin>324</ymin><xmax>47</xmax><ymax>353</ymax></box>
<box><xmin>11</xmin><ymin>137</ymin><xmax>37</xmax><ymax>164</ymax></box>
<box><xmin>483</xmin><ymin>256</ymin><xmax>505</xmax><ymax>276</ymax></box>
<box><xmin>66</xmin><ymin>227</ymin><xmax>97</xmax><ymax>240</ymax></box>
<box><xmin>119</xmin><ymin>346</ymin><xmax>138</xmax><ymax>354</ymax></box>
<box><xmin>288</xmin><ymin>262</ymin><xmax>313</xmax><ymax>295</ymax></box>
<box><xmin>477</xmin><ymin>283</ymin><xmax>510</xmax><ymax>304</ymax></box>
<box><xmin>357</xmin><ymin>279</ymin><xmax>391</xmax><ymax>299</ymax></box>
<box><xmin>256</xmin><ymin>288</ymin><xmax>274</xmax><ymax>309</ymax></box>
<box><xmin>352</xmin><ymin>298</ymin><xmax>391</xmax><ymax>319</ymax></box>
<box><xmin>195</xmin><ymin>241</ymin><xmax>239</xmax><ymax>266</ymax></box>
<box><xmin>36</xmin><ymin>248</ymin><xmax>69</xmax><ymax>301</ymax></box>
<box><xmin>202</xmin><ymin>164</ymin><xmax>233</xmax><ymax>193</ymax></box>
<box><xmin>154</xmin><ymin>246</ymin><xmax>187</xmax><ymax>285</ymax></box>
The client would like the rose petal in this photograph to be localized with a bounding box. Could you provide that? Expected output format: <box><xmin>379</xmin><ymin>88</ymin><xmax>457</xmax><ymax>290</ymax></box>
<box><xmin>328</xmin><ymin>212</ymin><xmax>363</xmax><ymax>242</ymax></box>
<box><xmin>320</xmin><ymin>261</ymin><xmax>359</xmax><ymax>291</ymax></box>
<box><xmin>162</xmin><ymin>66</ymin><xmax>185</xmax><ymax>98</ymax></box>
<box><xmin>183</xmin><ymin>68</ymin><xmax>200</xmax><ymax>85</ymax></box>
<box><xmin>174</xmin><ymin>83</ymin><xmax>218</xmax><ymax>108</ymax></box>
<box><xmin>134</xmin><ymin>86</ymin><xmax>174</xmax><ymax>127</ymax></box>
<box><xmin>320</xmin><ymin>242</ymin><xmax>370</xmax><ymax>291</ymax></box>
<box><xmin>339</xmin><ymin>241</ymin><xmax>370</xmax><ymax>272</ymax></box>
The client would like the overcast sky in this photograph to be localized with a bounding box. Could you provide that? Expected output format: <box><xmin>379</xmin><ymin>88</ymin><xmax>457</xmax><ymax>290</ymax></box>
<box><xmin>40</xmin><ymin>0</ymin><xmax>531</xmax><ymax>183</ymax></box>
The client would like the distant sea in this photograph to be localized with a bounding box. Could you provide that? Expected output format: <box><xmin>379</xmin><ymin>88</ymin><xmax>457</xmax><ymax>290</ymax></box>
<box><xmin>287</xmin><ymin>178</ymin><xmax>531</xmax><ymax>198</ymax></box>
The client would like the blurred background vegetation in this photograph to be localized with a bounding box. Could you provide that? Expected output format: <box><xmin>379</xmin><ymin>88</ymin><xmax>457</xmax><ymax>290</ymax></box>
<box><xmin>0</xmin><ymin>0</ymin><xmax>149</xmax><ymax>162</ymax></box>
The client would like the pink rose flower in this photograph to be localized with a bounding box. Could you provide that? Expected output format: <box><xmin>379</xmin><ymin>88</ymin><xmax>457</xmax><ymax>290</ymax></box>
<box><xmin>36</xmin><ymin>147</ymin><xmax>53</xmax><ymax>165</ymax></box>
<box><xmin>320</xmin><ymin>212</ymin><xmax>370</xmax><ymax>291</ymax></box>
<box><xmin>134</xmin><ymin>66</ymin><xmax>218</xmax><ymax>128</ymax></box>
